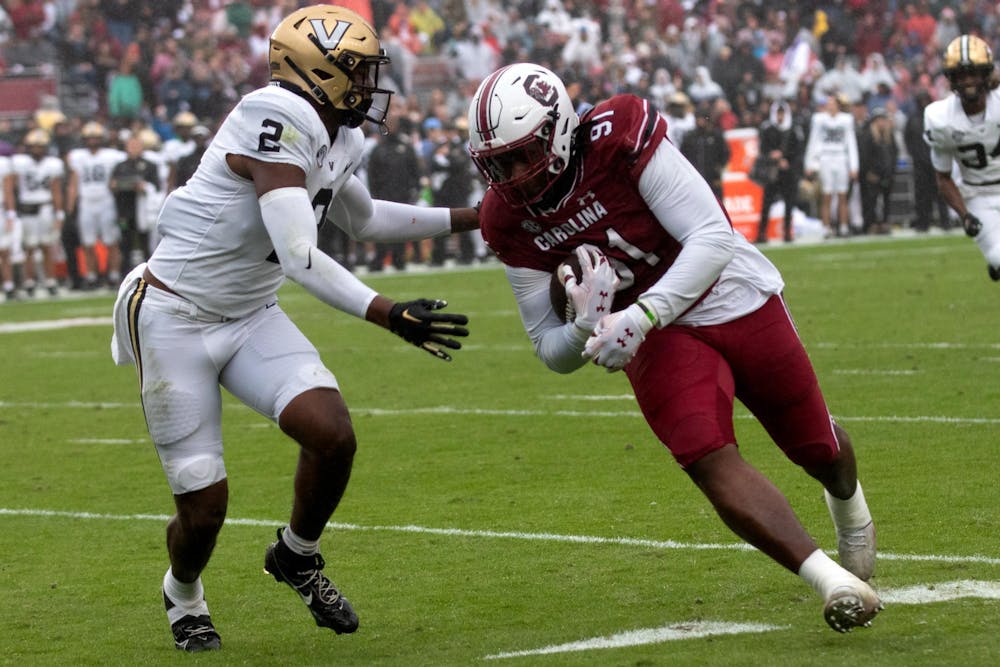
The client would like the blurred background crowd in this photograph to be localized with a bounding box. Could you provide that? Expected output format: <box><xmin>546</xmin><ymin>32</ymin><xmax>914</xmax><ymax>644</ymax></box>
<box><xmin>0</xmin><ymin>0</ymin><xmax>987</xmax><ymax>298</ymax></box>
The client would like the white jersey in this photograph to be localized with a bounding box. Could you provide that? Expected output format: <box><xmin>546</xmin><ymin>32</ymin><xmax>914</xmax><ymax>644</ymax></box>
<box><xmin>162</xmin><ymin>137</ymin><xmax>196</xmax><ymax>165</ymax></box>
<box><xmin>148</xmin><ymin>84</ymin><xmax>364</xmax><ymax>318</ymax></box>
<box><xmin>10</xmin><ymin>154</ymin><xmax>64</xmax><ymax>206</ymax></box>
<box><xmin>804</xmin><ymin>111</ymin><xmax>859</xmax><ymax>173</ymax></box>
<box><xmin>924</xmin><ymin>89</ymin><xmax>1000</xmax><ymax>198</ymax></box>
<box><xmin>67</xmin><ymin>147</ymin><xmax>126</xmax><ymax>202</ymax></box>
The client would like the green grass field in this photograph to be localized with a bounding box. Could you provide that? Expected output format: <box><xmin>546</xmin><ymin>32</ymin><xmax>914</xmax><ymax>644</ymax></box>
<box><xmin>1</xmin><ymin>232</ymin><xmax>998</xmax><ymax>666</ymax></box>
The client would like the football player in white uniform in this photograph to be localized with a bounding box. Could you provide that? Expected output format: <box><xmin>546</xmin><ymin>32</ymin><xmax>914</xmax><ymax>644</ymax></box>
<box><xmin>6</xmin><ymin>129</ymin><xmax>65</xmax><ymax>297</ymax></box>
<box><xmin>804</xmin><ymin>94</ymin><xmax>859</xmax><ymax>237</ymax></box>
<box><xmin>67</xmin><ymin>122</ymin><xmax>127</xmax><ymax>289</ymax></box>
<box><xmin>924</xmin><ymin>35</ymin><xmax>1000</xmax><ymax>280</ymax></box>
<box><xmin>162</xmin><ymin>110</ymin><xmax>198</xmax><ymax>192</ymax></box>
<box><xmin>110</xmin><ymin>5</ymin><xmax>477</xmax><ymax>652</ymax></box>
<box><xmin>0</xmin><ymin>154</ymin><xmax>18</xmax><ymax>301</ymax></box>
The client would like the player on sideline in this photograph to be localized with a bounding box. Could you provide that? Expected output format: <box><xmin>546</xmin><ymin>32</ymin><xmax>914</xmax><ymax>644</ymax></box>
<box><xmin>924</xmin><ymin>34</ymin><xmax>1000</xmax><ymax>281</ymax></box>
<box><xmin>466</xmin><ymin>63</ymin><xmax>881</xmax><ymax>633</ymax></box>
<box><xmin>110</xmin><ymin>5</ymin><xmax>476</xmax><ymax>652</ymax></box>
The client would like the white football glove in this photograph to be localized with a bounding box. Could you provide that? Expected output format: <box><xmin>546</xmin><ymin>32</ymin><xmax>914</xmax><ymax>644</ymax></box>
<box><xmin>583</xmin><ymin>302</ymin><xmax>655</xmax><ymax>371</ymax></box>
<box><xmin>563</xmin><ymin>244</ymin><xmax>619</xmax><ymax>332</ymax></box>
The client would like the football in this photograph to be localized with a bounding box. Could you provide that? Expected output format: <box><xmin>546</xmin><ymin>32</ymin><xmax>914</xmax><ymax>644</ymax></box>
<box><xmin>549</xmin><ymin>253</ymin><xmax>582</xmax><ymax>323</ymax></box>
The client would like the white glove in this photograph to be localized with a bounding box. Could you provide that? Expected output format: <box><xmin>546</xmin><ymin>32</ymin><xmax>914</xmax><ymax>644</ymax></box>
<box><xmin>564</xmin><ymin>244</ymin><xmax>619</xmax><ymax>332</ymax></box>
<box><xmin>583</xmin><ymin>302</ymin><xmax>655</xmax><ymax>371</ymax></box>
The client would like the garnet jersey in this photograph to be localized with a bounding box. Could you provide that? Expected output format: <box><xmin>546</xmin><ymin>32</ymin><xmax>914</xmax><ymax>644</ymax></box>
<box><xmin>480</xmin><ymin>94</ymin><xmax>782</xmax><ymax>326</ymax></box>
<box><xmin>9</xmin><ymin>154</ymin><xmax>64</xmax><ymax>206</ymax></box>
<box><xmin>148</xmin><ymin>84</ymin><xmax>364</xmax><ymax>318</ymax></box>
<box><xmin>924</xmin><ymin>89</ymin><xmax>1000</xmax><ymax>197</ymax></box>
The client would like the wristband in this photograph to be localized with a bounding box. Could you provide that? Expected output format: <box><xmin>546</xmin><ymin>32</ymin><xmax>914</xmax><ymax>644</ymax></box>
<box><xmin>55</xmin><ymin>210</ymin><xmax>65</xmax><ymax>222</ymax></box>
<box><xmin>636</xmin><ymin>298</ymin><xmax>658</xmax><ymax>327</ymax></box>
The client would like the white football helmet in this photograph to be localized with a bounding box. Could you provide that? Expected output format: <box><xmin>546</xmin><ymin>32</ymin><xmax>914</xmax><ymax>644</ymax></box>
<box><xmin>467</xmin><ymin>63</ymin><xmax>580</xmax><ymax>207</ymax></box>
<box><xmin>270</xmin><ymin>4</ymin><xmax>392</xmax><ymax>129</ymax></box>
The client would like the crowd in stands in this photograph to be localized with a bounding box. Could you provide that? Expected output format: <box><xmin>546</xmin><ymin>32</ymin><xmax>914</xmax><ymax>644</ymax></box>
<box><xmin>0</xmin><ymin>0</ymin><xmax>988</xmax><ymax>297</ymax></box>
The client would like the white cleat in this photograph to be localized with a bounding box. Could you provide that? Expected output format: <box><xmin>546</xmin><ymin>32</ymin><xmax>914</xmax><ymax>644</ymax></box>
<box><xmin>836</xmin><ymin>520</ymin><xmax>876</xmax><ymax>581</ymax></box>
<box><xmin>823</xmin><ymin>579</ymin><xmax>883</xmax><ymax>633</ymax></box>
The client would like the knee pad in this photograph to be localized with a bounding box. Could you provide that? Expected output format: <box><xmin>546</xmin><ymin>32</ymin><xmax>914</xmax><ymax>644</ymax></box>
<box><xmin>162</xmin><ymin>452</ymin><xmax>227</xmax><ymax>495</ymax></box>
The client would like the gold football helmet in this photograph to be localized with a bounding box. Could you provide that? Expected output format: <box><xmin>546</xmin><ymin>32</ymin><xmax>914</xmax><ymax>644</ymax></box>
<box><xmin>24</xmin><ymin>128</ymin><xmax>50</xmax><ymax>147</ymax></box>
<box><xmin>943</xmin><ymin>35</ymin><xmax>994</xmax><ymax>103</ymax></box>
<box><xmin>172</xmin><ymin>111</ymin><xmax>198</xmax><ymax>127</ymax></box>
<box><xmin>81</xmin><ymin>121</ymin><xmax>107</xmax><ymax>139</ymax></box>
<box><xmin>269</xmin><ymin>4</ymin><xmax>392</xmax><ymax>128</ymax></box>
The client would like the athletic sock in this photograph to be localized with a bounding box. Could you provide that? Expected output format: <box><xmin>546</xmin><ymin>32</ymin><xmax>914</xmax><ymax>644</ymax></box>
<box><xmin>163</xmin><ymin>567</ymin><xmax>209</xmax><ymax>624</ymax></box>
<box><xmin>798</xmin><ymin>549</ymin><xmax>860</xmax><ymax>599</ymax></box>
<box><xmin>281</xmin><ymin>525</ymin><xmax>319</xmax><ymax>557</ymax></box>
<box><xmin>825</xmin><ymin>481</ymin><xmax>872</xmax><ymax>531</ymax></box>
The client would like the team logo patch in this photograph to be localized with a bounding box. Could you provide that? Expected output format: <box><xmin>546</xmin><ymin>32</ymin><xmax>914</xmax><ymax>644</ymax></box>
<box><xmin>523</xmin><ymin>74</ymin><xmax>557</xmax><ymax>107</ymax></box>
<box><xmin>521</xmin><ymin>219</ymin><xmax>542</xmax><ymax>233</ymax></box>
<box><xmin>316</xmin><ymin>145</ymin><xmax>329</xmax><ymax>167</ymax></box>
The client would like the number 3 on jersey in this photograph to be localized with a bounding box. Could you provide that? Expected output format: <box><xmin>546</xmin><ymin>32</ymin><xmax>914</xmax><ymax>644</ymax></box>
<box><xmin>265</xmin><ymin>188</ymin><xmax>333</xmax><ymax>263</ymax></box>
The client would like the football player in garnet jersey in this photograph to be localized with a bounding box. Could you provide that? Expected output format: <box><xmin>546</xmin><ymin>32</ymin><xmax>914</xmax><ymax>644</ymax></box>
<box><xmin>468</xmin><ymin>63</ymin><xmax>881</xmax><ymax>633</ymax></box>
<box><xmin>924</xmin><ymin>34</ymin><xmax>1000</xmax><ymax>281</ymax></box>
<box><xmin>110</xmin><ymin>5</ymin><xmax>477</xmax><ymax>652</ymax></box>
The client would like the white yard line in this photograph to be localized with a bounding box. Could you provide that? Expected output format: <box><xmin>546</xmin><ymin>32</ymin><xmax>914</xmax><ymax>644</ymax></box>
<box><xmin>482</xmin><ymin>622</ymin><xmax>787</xmax><ymax>660</ymax></box>
<box><xmin>0</xmin><ymin>316</ymin><xmax>112</xmax><ymax>333</ymax></box>
<box><xmin>3</xmin><ymin>400</ymin><xmax>1000</xmax><ymax>425</ymax></box>
<box><xmin>481</xmin><ymin>579</ymin><xmax>1000</xmax><ymax>659</ymax></box>
<box><xmin>2</xmin><ymin>507</ymin><xmax>999</xmax><ymax>566</ymax></box>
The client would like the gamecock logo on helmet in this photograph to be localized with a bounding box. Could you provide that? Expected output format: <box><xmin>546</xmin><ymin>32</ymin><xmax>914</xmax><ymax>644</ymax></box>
<box><xmin>523</xmin><ymin>75</ymin><xmax>557</xmax><ymax>107</ymax></box>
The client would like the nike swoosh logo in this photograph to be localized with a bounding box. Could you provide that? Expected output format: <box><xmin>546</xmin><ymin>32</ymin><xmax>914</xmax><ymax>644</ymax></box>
<box><xmin>306</xmin><ymin>248</ymin><xmax>312</xmax><ymax>270</ymax></box>
<box><xmin>265</xmin><ymin>302</ymin><xmax>277</xmax><ymax>309</ymax></box>
<box><xmin>299</xmin><ymin>591</ymin><xmax>312</xmax><ymax>605</ymax></box>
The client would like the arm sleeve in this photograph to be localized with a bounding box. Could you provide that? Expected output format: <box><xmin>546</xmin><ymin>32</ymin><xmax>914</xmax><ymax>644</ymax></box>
<box><xmin>507</xmin><ymin>264</ymin><xmax>591</xmax><ymax>374</ymax></box>
<box><xmin>329</xmin><ymin>174</ymin><xmax>451</xmax><ymax>241</ymax></box>
<box><xmin>635</xmin><ymin>139</ymin><xmax>735</xmax><ymax>326</ymax></box>
<box><xmin>259</xmin><ymin>186</ymin><xmax>377</xmax><ymax>319</ymax></box>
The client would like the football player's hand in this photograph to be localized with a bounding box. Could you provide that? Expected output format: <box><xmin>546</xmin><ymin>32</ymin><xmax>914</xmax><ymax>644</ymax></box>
<box><xmin>388</xmin><ymin>298</ymin><xmax>469</xmax><ymax>361</ymax></box>
<box><xmin>564</xmin><ymin>244</ymin><xmax>618</xmax><ymax>332</ymax></box>
<box><xmin>962</xmin><ymin>212</ymin><xmax>982</xmax><ymax>237</ymax></box>
<box><xmin>582</xmin><ymin>303</ymin><xmax>654</xmax><ymax>372</ymax></box>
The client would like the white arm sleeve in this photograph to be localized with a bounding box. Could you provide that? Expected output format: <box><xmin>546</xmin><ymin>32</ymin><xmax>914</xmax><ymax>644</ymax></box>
<box><xmin>507</xmin><ymin>264</ymin><xmax>591</xmax><ymax>374</ymax></box>
<box><xmin>260</xmin><ymin>186</ymin><xmax>377</xmax><ymax>319</ymax></box>
<box><xmin>636</xmin><ymin>139</ymin><xmax>734</xmax><ymax>326</ymax></box>
<box><xmin>329</xmin><ymin>174</ymin><xmax>451</xmax><ymax>241</ymax></box>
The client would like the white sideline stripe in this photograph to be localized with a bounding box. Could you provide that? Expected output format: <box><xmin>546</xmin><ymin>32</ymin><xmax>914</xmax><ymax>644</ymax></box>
<box><xmin>0</xmin><ymin>316</ymin><xmax>112</xmax><ymax>333</ymax></box>
<box><xmin>880</xmin><ymin>580</ymin><xmax>1000</xmax><ymax>604</ymax></box>
<box><xmin>69</xmin><ymin>438</ymin><xmax>146</xmax><ymax>445</ymax></box>
<box><xmin>816</xmin><ymin>341</ymin><xmax>1000</xmax><ymax>350</ymax></box>
<box><xmin>3</xmin><ymin>400</ymin><xmax>1000</xmax><ymax>425</ymax></box>
<box><xmin>833</xmin><ymin>369</ymin><xmax>920</xmax><ymax>376</ymax></box>
<box><xmin>3</xmin><ymin>507</ymin><xmax>1000</xmax><ymax>566</ymax></box>
<box><xmin>482</xmin><ymin>621</ymin><xmax>787</xmax><ymax>660</ymax></box>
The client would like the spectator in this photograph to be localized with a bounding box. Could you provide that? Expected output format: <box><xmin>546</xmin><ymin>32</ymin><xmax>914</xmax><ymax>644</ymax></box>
<box><xmin>857</xmin><ymin>108</ymin><xmax>898</xmax><ymax>234</ymax></box>
<box><xmin>755</xmin><ymin>101</ymin><xmax>807</xmax><ymax>243</ymax></box>
<box><xmin>903</xmin><ymin>90</ymin><xmax>949</xmax><ymax>232</ymax></box>
<box><xmin>687</xmin><ymin>65</ymin><xmax>724</xmax><ymax>105</ymax></box>
<box><xmin>680</xmin><ymin>103</ymin><xmax>730</xmax><ymax>199</ymax></box>
<box><xmin>428</xmin><ymin>118</ymin><xmax>477</xmax><ymax>265</ymax></box>
<box><xmin>366</xmin><ymin>109</ymin><xmax>423</xmax><ymax>271</ymax></box>
<box><xmin>408</xmin><ymin>0</ymin><xmax>445</xmax><ymax>53</ymax></box>
<box><xmin>108</xmin><ymin>61</ymin><xmax>144</xmax><ymax>125</ymax></box>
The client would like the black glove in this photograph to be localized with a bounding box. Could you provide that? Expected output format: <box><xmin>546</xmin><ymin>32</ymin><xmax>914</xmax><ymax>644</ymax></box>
<box><xmin>388</xmin><ymin>299</ymin><xmax>469</xmax><ymax>361</ymax></box>
<box><xmin>962</xmin><ymin>212</ymin><xmax>982</xmax><ymax>237</ymax></box>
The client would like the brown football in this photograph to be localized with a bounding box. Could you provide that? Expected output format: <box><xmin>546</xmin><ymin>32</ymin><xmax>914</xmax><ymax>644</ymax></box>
<box><xmin>549</xmin><ymin>253</ymin><xmax>582</xmax><ymax>323</ymax></box>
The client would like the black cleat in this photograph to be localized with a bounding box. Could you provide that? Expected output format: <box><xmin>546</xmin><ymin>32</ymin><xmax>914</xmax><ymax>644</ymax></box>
<box><xmin>989</xmin><ymin>265</ymin><xmax>1000</xmax><ymax>282</ymax></box>
<box><xmin>165</xmin><ymin>592</ymin><xmax>221</xmax><ymax>652</ymax></box>
<box><xmin>263</xmin><ymin>529</ymin><xmax>359</xmax><ymax>634</ymax></box>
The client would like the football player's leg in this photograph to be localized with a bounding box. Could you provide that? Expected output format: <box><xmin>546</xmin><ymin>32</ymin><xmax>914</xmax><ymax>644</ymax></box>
<box><xmin>221</xmin><ymin>305</ymin><xmax>351</xmax><ymax>538</ymax></box>
<box><xmin>223</xmin><ymin>306</ymin><xmax>358</xmax><ymax>632</ymax></box>
<box><xmin>627</xmin><ymin>325</ymin><xmax>818</xmax><ymax>572</ymax></box>
<box><xmin>734</xmin><ymin>296</ymin><xmax>876</xmax><ymax>581</ymax></box>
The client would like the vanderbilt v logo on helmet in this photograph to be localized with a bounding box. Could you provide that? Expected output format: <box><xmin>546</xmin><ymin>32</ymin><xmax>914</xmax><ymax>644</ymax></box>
<box><xmin>269</xmin><ymin>5</ymin><xmax>393</xmax><ymax>128</ymax></box>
